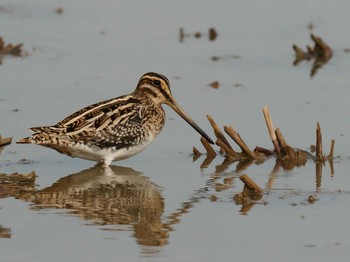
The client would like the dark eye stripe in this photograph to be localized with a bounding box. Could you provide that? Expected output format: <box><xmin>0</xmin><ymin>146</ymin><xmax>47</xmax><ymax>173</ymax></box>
<box><xmin>153</xmin><ymin>80</ymin><xmax>161</xmax><ymax>86</ymax></box>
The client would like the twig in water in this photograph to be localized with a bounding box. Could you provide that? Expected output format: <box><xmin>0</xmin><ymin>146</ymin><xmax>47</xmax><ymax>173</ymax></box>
<box><xmin>200</xmin><ymin>137</ymin><xmax>216</xmax><ymax>157</ymax></box>
<box><xmin>224</xmin><ymin>126</ymin><xmax>257</xmax><ymax>159</ymax></box>
<box><xmin>239</xmin><ymin>174</ymin><xmax>263</xmax><ymax>193</ymax></box>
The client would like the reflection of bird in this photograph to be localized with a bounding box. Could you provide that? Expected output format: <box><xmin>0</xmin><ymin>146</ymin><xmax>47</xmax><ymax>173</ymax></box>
<box><xmin>31</xmin><ymin>165</ymin><xmax>168</xmax><ymax>247</ymax></box>
<box><xmin>17</xmin><ymin>72</ymin><xmax>213</xmax><ymax>166</ymax></box>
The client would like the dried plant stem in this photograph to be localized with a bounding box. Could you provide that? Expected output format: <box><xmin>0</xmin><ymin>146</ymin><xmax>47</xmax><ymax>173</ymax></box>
<box><xmin>262</xmin><ymin>106</ymin><xmax>280</xmax><ymax>155</ymax></box>
<box><xmin>239</xmin><ymin>174</ymin><xmax>263</xmax><ymax>193</ymax></box>
<box><xmin>316</xmin><ymin>122</ymin><xmax>323</xmax><ymax>160</ymax></box>
<box><xmin>200</xmin><ymin>137</ymin><xmax>216</xmax><ymax>157</ymax></box>
<box><xmin>254</xmin><ymin>146</ymin><xmax>274</xmax><ymax>156</ymax></box>
<box><xmin>224</xmin><ymin>126</ymin><xmax>257</xmax><ymax>159</ymax></box>
<box><xmin>216</xmin><ymin>139</ymin><xmax>239</xmax><ymax>159</ymax></box>
<box><xmin>275</xmin><ymin>128</ymin><xmax>287</xmax><ymax>148</ymax></box>
<box><xmin>0</xmin><ymin>136</ymin><xmax>12</xmax><ymax>147</ymax></box>
<box><xmin>206</xmin><ymin>114</ymin><xmax>233</xmax><ymax>150</ymax></box>
<box><xmin>328</xmin><ymin>139</ymin><xmax>335</xmax><ymax>159</ymax></box>
<box><xmin>311</xmin><ymin>34</ymin><xmax>333</xmax><ymax>59</ymax></box>
<box><xmin>192</xmin><ymin>147</ymin><xmax>202</xmax><ymax>158</ymax></box>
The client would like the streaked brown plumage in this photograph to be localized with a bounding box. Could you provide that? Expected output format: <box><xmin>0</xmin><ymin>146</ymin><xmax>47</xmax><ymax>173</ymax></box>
<box><xmin>17</xmin><ymin>72</ymin><xmax>214</xmax><ymax>167</ymax></box>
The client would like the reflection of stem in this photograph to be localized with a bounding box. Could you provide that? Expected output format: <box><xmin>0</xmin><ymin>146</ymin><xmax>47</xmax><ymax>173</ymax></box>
<box><xmin>236</xmin><ymin>159</ymin><xmax>254</xmax><ymax>172</ymax></box>
<box><xmin>215</xmin><ymin>157</ymin><xmax>236</xmax><ymax>173</ymax></box>
<box><xmin>328</xmin><ymin>158</ymin><xmax>335</xmax><ymax>177</ymax></box>
<box><xmin>239</xmin><ymin>202</ymin><xmax>256</xmax><ymax>215</ymax></box>
<box><xmin>315</xmin><ymin>161</ymin><xmax>323</xmax><ymax>191</ymax></box>
<box><xmin>265</xmin><ymin>159</ymin><xmax>282</xmax><ymax>190</ymax></box>
<box><xmin>163</xmin><ymin>188</ymin><xmax>208</xmax><ymax>231</ymax></box>
<box><xmin>200</xmin><ymin>155</ymin><xmax>216</xmax><ymax>169</ymax></box>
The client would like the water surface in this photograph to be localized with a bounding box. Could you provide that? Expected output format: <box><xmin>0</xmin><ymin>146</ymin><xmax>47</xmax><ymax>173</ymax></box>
<box><xmin>1</xmin><ymin>0</ymin><xmax>350</xmax><ymax>261</ymax></box>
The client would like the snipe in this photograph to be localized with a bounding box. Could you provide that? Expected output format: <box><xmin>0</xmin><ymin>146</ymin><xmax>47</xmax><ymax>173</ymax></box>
<box><xmin>17</xmin><ymin>72</ymin><xmax>214</xmax><ymax>166</ymax></box>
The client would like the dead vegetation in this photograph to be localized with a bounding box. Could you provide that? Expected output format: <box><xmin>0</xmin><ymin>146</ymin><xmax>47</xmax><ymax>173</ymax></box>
<box><xmin>192</xmin><ymin>105</ymin><xmax>336</xmax><ymax>213</ymax></box>
<box><xmin>211</xmin><ymin>54</ymin><xmax>240</xmax><ymax>62</ymax></box>
<box><xmin>0</xmin><ymin>134</ymin><xmax>36</xmax><ymax>199</ymax></box>
<box><xmin>179</xmin><ymin>27</ymin><xmax>218</xmax><ymax>42</ymax></box>
<box><xmin>208</xmin><ymin>81</ymin><xmax>220</xmax><ymax>89</ymax></box>
<box><xmin>292</xmin><ymin>33</ymin><xmax>333</xmax><ymax>77</ymax></box>
<box><xmin>0</xmin><ymin>37</ymin><xmax>26</xmax><ymax>64</ymax></box>
<box><xmin>193</xmin><ymin>106</ymin><xmax>334</xmax><ymax>170</ymax></box>
<box><xmin>196</xmin><ymin>107</ymin><xmax>337</xmax><ymax>213</ymax></box>
<box><xmin>0</xmin><ymin>171</ymin><xmax>36</xmax><ymax>199</ymax></box>
<box><xmin>0</xmin><ymin>225</ymin><xmax>11</xmax><ymax>238</ymax></box>
<box><xmin>0</xmin><ymin>135</ymin><xmax>12</xmax><ymax>149</ymax></box>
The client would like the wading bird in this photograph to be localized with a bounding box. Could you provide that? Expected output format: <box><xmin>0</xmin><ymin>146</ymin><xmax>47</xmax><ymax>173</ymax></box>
<box><xmin>17</xmin><ymin>72</ymin><xmax>214</xmax><ymax>167</ymax></box>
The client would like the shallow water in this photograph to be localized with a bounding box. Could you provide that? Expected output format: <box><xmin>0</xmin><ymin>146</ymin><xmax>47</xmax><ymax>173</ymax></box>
<box><xmin>1</xmin><ymin>0</ymin><xmax>350</xmax><ymax>261</ymax></box>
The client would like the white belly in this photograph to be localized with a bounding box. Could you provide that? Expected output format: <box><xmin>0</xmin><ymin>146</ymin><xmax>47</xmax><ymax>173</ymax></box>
<box><xmin>67</xmin><ymin>134</ymin><xmax>155</xmax><ymax>166</ymax></box>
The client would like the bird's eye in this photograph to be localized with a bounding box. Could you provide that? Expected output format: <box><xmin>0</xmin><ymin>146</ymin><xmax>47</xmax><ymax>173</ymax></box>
<box><xmin>153</xmin><ymin>80</ymin><xmax>161</xmax><ymax>87</ymax></box>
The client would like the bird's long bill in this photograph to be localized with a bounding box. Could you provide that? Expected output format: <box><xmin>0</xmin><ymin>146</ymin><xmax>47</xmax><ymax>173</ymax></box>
<box><xmin>168</xmin><ymin>99</ymin><xmax>214</xmax><ymax>144</ymax></box>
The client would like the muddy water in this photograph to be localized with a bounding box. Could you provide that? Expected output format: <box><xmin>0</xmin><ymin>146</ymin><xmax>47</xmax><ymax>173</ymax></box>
<box><xmin>1</xmin><ymin>0</ymin><xmax>350</xmax><ymax>261</ymax></box>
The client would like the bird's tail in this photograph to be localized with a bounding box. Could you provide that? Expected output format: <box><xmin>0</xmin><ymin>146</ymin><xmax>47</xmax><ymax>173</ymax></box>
<box><xmin>16</xmin><ymin>137</ymin><xmax>33</xmax><ymax>144</ymax></box>
<box><xmin>17</xmin><ymin>126</ymin><xmax>55</xmax><ymax>144</ymax></box>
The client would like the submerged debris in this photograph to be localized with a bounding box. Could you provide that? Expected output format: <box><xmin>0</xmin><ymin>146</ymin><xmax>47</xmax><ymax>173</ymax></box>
<box><xmin>208</xmin><ymin>81</ymin><xmax>220</xmax><ymax>89</ymax></box>
<box><xmin>55</xmin><ymin>7</ymin><xmax>64</xmax><ymax>14</ymax></box>
<box><xmin>179</xmin><ymin>27</ymin><xmax>218</xmax><ymax>42</ymax></box>
<box><xmin>208</xmin><ymin>28</ymin><xmax>218</xmax><ymax>41</ymax></box>
<box><xmin>211</xmin><ymin>54</ymin><xmax>240</xmax><ymax>62</ymax></box>
<box><xmin>307</xmin><ymin>195</ymin><xmax>318</xmax><ymax>204</ymax></box>
<box><xmin>0</xmin><ymin>37</ymin><xmax>25</xmax><ymax>64</ymax></box>
<box><xmin>233</xmin><ymin>175</ymin><xmax>264</xmax><ymax>214</ymax></box>
<box><xmin>292</xmin><ymin>34</ymin><xmax>333</xmax><ymax>77</ymax></box>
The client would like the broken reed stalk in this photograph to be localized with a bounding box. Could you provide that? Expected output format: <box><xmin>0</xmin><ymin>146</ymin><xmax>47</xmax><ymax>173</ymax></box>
<box><xmin>0</xmin><ymin>136</ymin><xmax>12</xmax><ymax>147</ymax></box>
<box><xmin>262</xmin><ymin>106</ymin><xmax>280</xmax><ymax>156</ymax></box>
<box><xmin>275</xmin><ymin>128</ymin><xmax>287</xmax><ymax>148</ymax></box>
<box><xmin>192</xmin><ymin>147</ymin><xmax>202</xmax><ymax>158</ymax></box>
<box><xmin>316</xmin><ymin>122</ymin><xmax>323</xmax><ymax>160</ymax></box>
<box><xmin>328</xmin><ymin>139</ymin><xmax>335</xmax><ymax>159</ymax></box>
<box><xmin>311</xmin><ymin>34</ymin><xmax>333</xmax><ymax>59</ymax></box>
<box><xmin>200</xmin><ymin>137</ymin><xmax>216</xmax><ymax>157</ymax></box>
<box><xmin>216</xmin><ymin>139</ymin><xmax>239</xmax><ymax>159</ymax></box>
<box><xmin>206</xmin><ymin>114</ymin><xmax>234</xmax><ymax>150</ymax></box>
<box><xmin>239</xmin><ymin>174</ymin><xmax>263</xmax><ymax>193</ymax></box>
<box><xmin>254</xmin><ymin>146</ymin><xmax>275</xmax><ymax>156</ymax></box>
<box><xmin>224</xmin><ymin>126</ymin><xmax>257</xmax><ymax>160</ymax></box>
